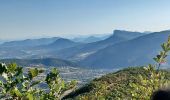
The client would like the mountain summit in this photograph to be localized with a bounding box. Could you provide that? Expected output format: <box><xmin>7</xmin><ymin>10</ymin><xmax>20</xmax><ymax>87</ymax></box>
<box><xmin>53</xmin><ymin>30</ymin><xmax>145</xmax><ymax>61</ymax></box>
<box><xmin>113</xmin><ymin>30</ymin><xmax>144</xmax><ymax>39</ymax></box>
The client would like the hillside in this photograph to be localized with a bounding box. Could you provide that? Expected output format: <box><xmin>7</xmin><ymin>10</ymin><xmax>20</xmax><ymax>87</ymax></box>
<box><xmin>80</xmin><ymin>31</ymin><xmax>170</xmax><ymax>68</ymax></box>
<box><xmin>53</xmin><ymin>30</ymin><xmax>144</xmax><ymax>61</ymax></box>
<box><xmin>0</xmin><ymin>58</ymin><xmax>78</xmax><ymax>67</ymax></box>
<box><xmin>73</xmin><ymin>36</ymin><xmax>104</xmax><ymax>43</ymax></box>
<box><xmin>0</xmin><ymin>38</ymin><xmax>81</xmax><ymax>59</ymax></box>
<box><xmin>32</xmin><ymin>38</ymin><xmax>81</xmax><ymax>51</ymax></box>
<box><xmin>1</xmin><ymin>37</ymin><xmax>59</xmax><ymax>47</ymax></box>
<box><xmin>64</xmin><ymin>67</ymin><xmax>170</xmax><ymax>99</ymax></box>
<box><xmin>0</xmin><ymin>30</ymin><xmax>144</xmax><ymax>60</ymax></box>
<box><xmin>72</xmin><ymin>34</ymin><xmax>110</xmax><ymax>43</ymax></box>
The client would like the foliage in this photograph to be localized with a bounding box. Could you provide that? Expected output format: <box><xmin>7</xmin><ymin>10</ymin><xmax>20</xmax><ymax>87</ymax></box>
<box><xmin>0</xmin><ymin>63</ymin><xmax>77</xmax><ymax>100</ymax></box>
<box><xmin>127</xmin><ymin>36</ymin><xmax>170</xmax><ymax>99</ymax></box>
<box><xmin>65</xmin><ymin>68</ymin><xmax>170</xmax><ymax>100</ymax></box>
<box><xmin>128</xmin><ymin>65</ymin><xmax>169</xmax><ymax>100</ymax></box>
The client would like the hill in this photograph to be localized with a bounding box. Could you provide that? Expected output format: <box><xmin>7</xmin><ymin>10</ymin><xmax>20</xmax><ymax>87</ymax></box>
<box><xmin>72</xmin><ymin>36</ymin><xmax>103</xmax><ymax>43</ymax></box>
<box><xmin>0</xmin><ymin>58</ymin><xmax>78</xmax><ymax>67</ymax></box>
<box><xmin>80</xmin><ymin>31</ymin><xmax>170</xmax><ymax>68</ymax></box>
<box><xmin>82</xmin><ymin>36</ymin><xmax>103</xmax><ymax>43</ymax></box>
<box><xmin>1</xmin><ymin>37</ymin><xmax>59</xmax><ymax>47</ymax></box>
<box><xmin>72</xmin><ymin>34</ymin><xmax>111</xmax><ymax>43</ymax></box>
<box><xmin>0</xmin><ymin>38</ymin><xmax>81</xmax><ymax>59</ymax></box>
<box><xmin>64</xmin><ymin>67</ymin><xmax>170</xmax><ymax>99</ymax></box>
<box><xmin>33</xmin><ymin>38</ymin><xmax>81</xmax><ymax>51</ymax></box>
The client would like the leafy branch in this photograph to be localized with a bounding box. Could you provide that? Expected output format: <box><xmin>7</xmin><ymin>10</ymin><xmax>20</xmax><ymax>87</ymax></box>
<box><xmin>153</xmin><ymin>36</ymin><xmax>170</xmax><ymax>71</ymax></box>
<box><xmin>0</xmin><ymin>63</ymin><xmax>77</xmax><ymax>100</ymax></box>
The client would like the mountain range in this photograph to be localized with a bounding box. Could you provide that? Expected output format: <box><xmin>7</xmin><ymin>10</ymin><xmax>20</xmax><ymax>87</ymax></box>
<box><xmin>52</xmin><ymin>30</ymin><xmax>145</xmax><ymax>61</ymax></box>
<box><xmin>0</xmin><ymin>37</ymin><xmax>80</xmax><ymax>59</ymax></box>
<box><xmin>1</xmin><ymin>37</ymin><xmax>59</xmax><ymax>47</ymax></box>
<box><xmin>0</xmin><ymin>30</ymin><xmax>170</xmax><ymax>69</ymax></box>
<box><xmin>80</xmin><ymin>30</ymin><xmax>170</xmax><ymax>68</ymax></box>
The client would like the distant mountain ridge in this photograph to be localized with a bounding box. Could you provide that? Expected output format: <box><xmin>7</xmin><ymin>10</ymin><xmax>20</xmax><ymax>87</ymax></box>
<box><xmin>52</xmin><ymin>30</ymin><xmax>145</xmax><ymax>61</ymax></box>
<box><xmin>36</xmin><ymin>38</ymin><xmax>81</xmax><ymax>51</ymax></box>
<box><xmin>79</xmin><ymin>30</ymin><xmax>170</xmax><ymax>68</ymax></box>
<box><xmin>1</xmin><ymin>30</ymin><xmax>169</xmax><ymax>69</ymax></box>
<box><xmin>72</xmin><ymin>34</ymin><xmax>111</xmax><ymax>43</ymax></box>
<box><xmin>72</xmin><ymin>36</ymin><xmax>102</xmax><ymax>43</ymax></box>
<box><xmin>82</xmin><ymin>36</ymin><xmax>103</xmax><ymax>43</ymax></box>
<box><xmin>1</xmin><ymin>30</ymin><xmax>143</xmax><ymax>61</ymax></box>
<box><xmin>1</xmin><ymin>37</ymin><xmax>59</xmax><ymax>47</ymax></box>
<box><xmin>0</xmin><ymin>37</ymin><xmax>81</xmax><ymax>59</ymax></box>
<box><xmin>113</xmin><ymin>30</ymin><xmax>144</xmax><ymax>39</ymax></box>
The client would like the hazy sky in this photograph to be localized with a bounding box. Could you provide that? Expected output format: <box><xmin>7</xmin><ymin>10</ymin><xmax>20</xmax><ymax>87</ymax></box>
<box><xmin>1</xmin><ymin>0</ymin><xmax>170</xmax><ymax>40</ymax></box>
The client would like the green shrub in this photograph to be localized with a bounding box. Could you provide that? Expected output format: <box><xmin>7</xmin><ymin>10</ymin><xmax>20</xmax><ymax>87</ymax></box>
<box><xmin>0</xmin><ymin>63</ymin><xmax>77</xmax><ymax>100</ymax></box>
<box><xmin>127</xmin><ymin>36</ymin><xmax>170</xmax><ymax>99</ymax></box>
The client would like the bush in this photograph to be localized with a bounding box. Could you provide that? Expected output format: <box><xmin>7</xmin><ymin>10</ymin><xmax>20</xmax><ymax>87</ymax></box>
<box><xmin>0</xmin><ymin>63</ymin><xmax>77</xmax><ymax>100</ymax></box>
<box><xmin>127</xmin><ymin>36</ymin><xmax>170</xmax><ymax>100</ymax></box>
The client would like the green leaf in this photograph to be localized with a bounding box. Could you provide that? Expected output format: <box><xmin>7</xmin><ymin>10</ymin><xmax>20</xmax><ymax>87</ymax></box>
<box><xmin>26</xmin><ymin>93</ymin><xmax>34</xmax><ymax>100</ymax></box>
<box><xmin>11</xmin><ymin>87</ymin><xmax>22</xmax><ymax>97</ymax></box>
<box><xmin>161</xmin><ymin>43</ymin><xmax>166</xmax><ymax>51</ymax></box>
<box><xmin>28</xmin><ymin>68</ymin><xmax>39</xmax><ymax>79</ymax></box>
<box><xmin>61</xmin><ymin>80</ymin><xmax>65</xmax><ymax>88</ymax></box>
<box><xmin>153</xmin><ymin>57</ymin><xmax>159</xmax><ymax>63</ymax></box>
<box><xmin>51</xmin><ymin>68</ymin><xmax>58</xmax><ymax>75</ymax></box>
<box><xmin>7</xmin><ymin>63</ymin><xmax>17</xmax><ymax>72</ymax></box>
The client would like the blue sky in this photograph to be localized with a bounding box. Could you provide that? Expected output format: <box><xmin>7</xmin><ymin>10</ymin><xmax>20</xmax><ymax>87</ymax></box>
<box><xmin>0</xmin><ymin>0</ymin><xmax>170</xmax><ymax>40</ymax></box>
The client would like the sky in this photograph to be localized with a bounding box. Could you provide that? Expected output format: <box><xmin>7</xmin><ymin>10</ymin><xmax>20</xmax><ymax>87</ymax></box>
<box><xmin>0</xmin><ymin>0</ymin><xmax>170</xmax><ymax>40</ymax></box>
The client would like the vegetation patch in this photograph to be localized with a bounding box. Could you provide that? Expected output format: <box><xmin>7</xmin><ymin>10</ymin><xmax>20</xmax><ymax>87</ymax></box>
<box><xmin>64</xmin><ymin>67</ymin><xmax>170</xmax><ymax>99</ymax></box>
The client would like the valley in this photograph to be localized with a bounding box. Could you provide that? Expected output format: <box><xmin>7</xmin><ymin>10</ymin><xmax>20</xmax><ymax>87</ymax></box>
<box><xmin>24</xmin><ymin>66</ymin><xmax>116</xmax><ymax>86</ymax></box>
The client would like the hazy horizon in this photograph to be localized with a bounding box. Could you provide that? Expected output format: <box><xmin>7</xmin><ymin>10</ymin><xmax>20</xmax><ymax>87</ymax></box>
<box><xmin>1</xmin><ymin>0</ymin><xmax>170</xmax><ymax>40</ymax></box>
<box><xmin>0</xmin><ymin>29</ymin><xmax>167</xmax><ymax>41</ymax></box>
